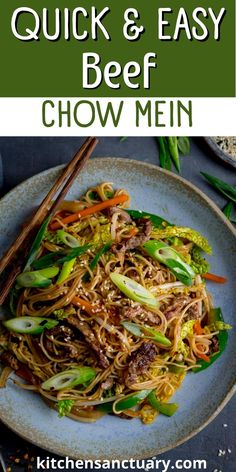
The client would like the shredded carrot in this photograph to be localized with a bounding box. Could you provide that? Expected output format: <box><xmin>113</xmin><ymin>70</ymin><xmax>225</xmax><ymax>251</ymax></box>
<box><xmin>51</xmin><ymin>194</ymin><xmax>129</xmax><ymax>230</ymax></box>
<box><xmin>203</xmin><ymin>273</ymin><xmax>227</xmax><ymax>284</ymax></box>
<box><xmin>126</xmin><ymin>227</ymin><xmax>138</xmax><ymax>239</ymax></box>
<box><xmin>194</xmin><ymin>320</ymin><xmax>204</xmax><ymax>335</ymax></box>
<box><xmin>71</xmin><ymin>296</ymin><xmax>96</xmax><ymax>315</ymax></box>
<box><xmin>197</xmin><ymin>352</ymin><xmax>210</xmax><ymax>363</ymax></box>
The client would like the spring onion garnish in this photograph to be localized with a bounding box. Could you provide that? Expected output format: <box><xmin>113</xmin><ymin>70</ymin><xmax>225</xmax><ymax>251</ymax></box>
<box><xmin>3</xmin><ymin>316</ymin><xmax>58</xmax><ymax>335</ymax></box>
<box><xmin>24</xmin><ymin>215</ymin><xmax>51</xmax><ymax>271</ymax></box>
<box><xmin>57</xmin><ymin>258</ymin><xmax>76</xmax><ymax>284</ymax></box>
<box><xmin>201</xmin><ymin>172</ymin><xmax>236</xmax><ymax>203</ymax></box>
<box><xmin>16</xmin><ymin>267</ymin><xmax>59</xmax><ymax>288</ymax></box>
<box><xmin>110</xmin><ymin>273</ymin><xmax>158</xmax><ymax>308</ymax></box>
<box><xmin>31</xmin><ymin>244</ymin><xmax>91</xmax><ymax>270</ymax></box>
<box><xmin>114</xmin><ymin>390</ymin><xmax>151</xmax><ymax>412</ymax></box>
<box><xmin>143</xmin><ymin>240</ymin><xmax>195</xmax><ymax>286</ymax></box>
<box><xmin>126</xmin><ymin>209</ymin><xmax>170</xmax><ymax>229</ymax></box>
<box><xmin>121</xmin><ymin>321</ymin><xmax>171</xmax><ymax>346</ymax></box>
<box><xmin>147</xmin><ymin>391</ymin><xmax>179</xmax><ymax>416</ymax></box>
<box><xmin>57</xmin><ymin>230</ymin><xmax>80</xmax><ymax>248</ymax></box>
<box><xmin>41</xmin><ymin>367</ymin><xmax>96</xmax><ymax>391</ymax></box>
<box><xmin>83</xmin><ymin>242</ymin><xmax>112</xmax><ymax>282</ymax></box>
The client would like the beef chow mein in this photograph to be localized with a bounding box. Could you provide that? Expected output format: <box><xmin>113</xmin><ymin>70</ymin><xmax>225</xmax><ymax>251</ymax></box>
<box><xmin>0</xmin><ymin>182</ymin><xmax>231</xmax><ymax>423</ymax></box>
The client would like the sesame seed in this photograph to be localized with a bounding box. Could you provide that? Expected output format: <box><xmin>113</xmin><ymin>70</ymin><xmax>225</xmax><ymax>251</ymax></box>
<box><xmin>223</xmin><ymin>423</ymin><xmax>228</xmax><ymax>427</ymax></box>
<box><xmin>228</xmin><ymin>448</ymin><xmax>232</xmax><ymax>454</ymax></box>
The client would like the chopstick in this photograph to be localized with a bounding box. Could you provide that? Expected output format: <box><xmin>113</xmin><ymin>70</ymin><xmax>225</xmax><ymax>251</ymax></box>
<box><xmin>0</xmin><ymin>137</ymin><xmax>98</xmax><ymax>305</ymax></box>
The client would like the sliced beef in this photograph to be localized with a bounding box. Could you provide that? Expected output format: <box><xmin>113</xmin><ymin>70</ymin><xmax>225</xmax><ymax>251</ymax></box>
<box><xmin>101</xmin><ymin>377</ymin><xmax>114</xmax><ymax>390</ymax></box>
<box><xmin>123</xmin><ymin>305</ymin><xmax>158</xmax><ymax>325</ymax></box>
<box><xmin>164</xmin><ymin>296</ymin><xmax>200</xmax><ymax>321</ymax></box>
<box><xmin>44</xmin><ymin>325</ymin><xmax>79</xmax><ymax>359</ymax></box>
<box><xmin>211</xmin><ymin>336</ymin><xmax>219</xmax><ymax>353</ymax></box>
<box><xmin>113</xmin><ymin>217</ymin><xmax>152</xmax><ymax>253</ymax></box>
<box><xmin>164</xmin><ymin>296</ymin><xmax>191</xmax><ymax>320</ymax></box>
<box><xmin>125</xmin><ymin>341</ymin><xmax>158</xmax><ymax>386</ymax></box>
<box><xmin>0</xmin><ymin>350</ymin><xmax>19</xmax><ymax>370</ymax></box>
<box><xmin>67</xmin><ymin>315</ymin><xmax>109</xmax><ymax>369</ymax></box>
<box><xmin>0</xmin><ymin>350</ymin><xmax>39</xmax><ymax>385</ymax></box>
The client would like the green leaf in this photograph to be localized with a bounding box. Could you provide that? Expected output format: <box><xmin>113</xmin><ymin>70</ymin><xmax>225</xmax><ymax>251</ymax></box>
<box><xmin>57</xmin><ymin>400</ymin><xmax>74</xmax><ymax>418</ymax></box>
<box><xmin>167</xmin><ymin>137</ymin><xmax>180</xmax><ymax>172</ymax></box>
<box><xmin>222</xmin><ymin>201</ymin><xmax>233</xmax><ymax>220</ymax></box>
<box><xmin>121</xmin><ymin>321</ymin><xmax>171</xmax><ymax>346</ymax></box>
<box><xmin>148</xmin><ymin>391</ymin><xmax>178</xmax><ymax>416</ymax></box>
<box><xmin>114</xmin><ymin>390</ymin><xmax>151</xmax><ymax>412</ymax></box>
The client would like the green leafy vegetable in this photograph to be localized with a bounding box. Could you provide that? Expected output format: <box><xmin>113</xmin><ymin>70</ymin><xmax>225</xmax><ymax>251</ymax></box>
<box><xmin>147</xmin><ymin>391</ymin><xmax>178</xmax><ymax>416</ymax></box>
<box><xmin>3</xmin><ymin>316</ymin><xmax>58</xmax><ymax>335</ymax></box>
<box><xmin>143</xmin><ymin>240</ymin><xmax>195</xmax><ymax>286</ymax></box>
<box><xmin>43</xmin><ymin>230</ymin><xmax>61</xmax><ymax>244</ymax></box>
<box><xmin>110</xmin><ymin>273</ymin><xmax>158</xmax><ymax>308</ymax></box>
<box><xmin>151</xmin><ymin>226</ymin><xmax>212</xmax><ymax>254</ymax></box>
<box><xmin>201</xmin><ymin>172</ymin><xmax>236</xmax><ymax>203</ymax></box>
<box><xmin>41</xmin><ymin>367</ymin><xmax>96</xmax><ymax>391</ymax></box>
<box><xmin>57</xmin><ymin>400</ymin><xmax>74</xmax><ymax>418</ymax></box>
<box><xmin>190</xmin><ymin>246</ymin><xmax>210</xmax><ymax>275</ymax></box>
<box><xmin>53</xmin><ymin>307</ymin><xmax>75</xmax><ymax>319</ymax></box>
<box><xmin>121</xmin><ymin>321</ymin><xmax>171</xmax><ymax>346</ymax></box>
<box><xmin>178</xmin><ymin>320</ymin><xmax>195</xmax><ymax>357</ymax></box>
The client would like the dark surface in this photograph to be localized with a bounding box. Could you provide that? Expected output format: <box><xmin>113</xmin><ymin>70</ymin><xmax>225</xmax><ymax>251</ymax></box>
<box><xmin>0</xmin><ymin>137</ymin><xmax>235</xmax><ymax>472</ymax></box>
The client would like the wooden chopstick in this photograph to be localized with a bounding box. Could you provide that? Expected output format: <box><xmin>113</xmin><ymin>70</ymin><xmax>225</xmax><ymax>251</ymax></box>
<box><xmin>0</xmin><ymin>137</ymin><xmax>98</xmax><ymax>276</ymax></box>
<box><xmin>0</xmin><ymin>137</ymin><xmax>98</xmax><ymax>305</ymax></box>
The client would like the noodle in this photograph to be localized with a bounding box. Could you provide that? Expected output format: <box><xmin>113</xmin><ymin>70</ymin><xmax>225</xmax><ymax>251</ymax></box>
<box><xmin>0</xmin><ymin>182</ymin><xmax>224</xmax><ymax>424</ymax></box>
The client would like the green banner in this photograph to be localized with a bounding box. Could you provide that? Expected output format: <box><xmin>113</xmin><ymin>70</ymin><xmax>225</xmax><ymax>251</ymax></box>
<box><xmin>0</xmin><ymin>0</ymin><xmax>234</xmax><ymax>97</ymax></box>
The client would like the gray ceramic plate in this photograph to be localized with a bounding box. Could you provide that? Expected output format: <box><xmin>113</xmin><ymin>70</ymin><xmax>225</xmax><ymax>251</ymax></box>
<box><xmin>0</xmin><ymin>158</ymin><xmax>236</xmax><ymax>460</ymax></box>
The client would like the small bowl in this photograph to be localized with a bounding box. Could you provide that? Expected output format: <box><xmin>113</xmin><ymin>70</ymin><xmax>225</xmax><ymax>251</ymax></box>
<box><xmin>203</xmin><ymin>137</ymin><xmax>236</xmax><ymax>169</ymax></box>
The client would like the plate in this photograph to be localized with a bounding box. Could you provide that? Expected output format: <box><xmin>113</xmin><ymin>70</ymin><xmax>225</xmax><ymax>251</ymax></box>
<box><xmin>203</xmin><ymin>137</ymin><xmax>236</xmax><ymax>168</ymax></box>
<box><xmin>0</xmin><ymin>158</ymin><xmax>236</xmax><ymax>460</ymax></box>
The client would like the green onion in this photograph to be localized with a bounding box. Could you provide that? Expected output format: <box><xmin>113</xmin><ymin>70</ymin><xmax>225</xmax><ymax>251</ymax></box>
<box><xmin>32</xmin><ymin>244</ymin><xmax>91</xmax><ymax>270</ymax></box>
<box><xmin>41</xmin><ymin>367</ymin><xmax>96</xmax><ymax>391</ymax></box>
<box><xmin>114</xmin><ymin>390</ymin><xmax>151</xmax><ymax>412</ymax></box>
<box><xmin>110</xmin><ymin>273</ymin><xmax>158</xmax><ymax>308</ymax></box>
<box><xmin>57</xmin><ymin>258</ymin><xmax>76</xmax><ymax>284</ymax></box>
<box><xmin>222</xmin><ymin>201</ymin><xmax>233</xmax><ymax>220</ymax></box>
<box><xmin>156</xmin><ymin>137</ymin><xmax>172</xmax><ymax>171</ymax></box>
<box><xmin>143</xmin><ymin>240</ymin><xmax>195</xmax><ymax>286</ymax></box>
<box><xmin>168</xmin><ymin>137</ymin><xmax>180</xmax><ymax>172</ymax></box>
<box><xmin>83</xmin><ymin>242</ymin><xmax>112</xmax><ymax>282</ymax></box>
<box><xmin>201</xmin><ymin>172</ymin><xmax>236</xmax><ymax>203</ymax></box>
<box><xmin>24</xmin><ymin>215</ymin><xmax>51</xmax><ymax>271</ymax></box>
<box><xmin>121</xmin><ymin>321</ymin><xmax>171</xmax><ymax>346</ymax></box>
<box><xmin>148</xmin><ymin>391</ymin><xmax>178</xmax><ymax>416</ymax></box>
<box><xmin>3</xmin><ymin>316</ymin><xmax>58</xmax><ymax>335</ymax></box>
<box><xmin>16</xmin><ymin>267</ymin><xmax>59</xmax><ymax>288</ymax></box>
<box><xmin>57</xmin><ymin>230</ymin><xmax>80</xmax><ymax>248</ymax></box>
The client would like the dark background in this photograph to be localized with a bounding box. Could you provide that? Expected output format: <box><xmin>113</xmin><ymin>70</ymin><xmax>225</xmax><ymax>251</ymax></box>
<box><xmin>0</xmin><ymin>137</ymin><xmax>235</xmax><ymax>471</ymax></box>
